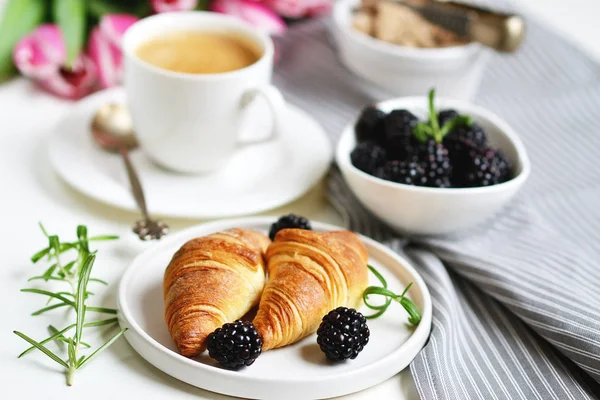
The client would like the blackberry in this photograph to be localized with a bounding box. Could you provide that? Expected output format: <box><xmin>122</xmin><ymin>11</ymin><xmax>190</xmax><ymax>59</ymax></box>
<box><xmin>438</xmin><ymin>108</ymin><xmax>487</xmax><ymax>153</ymax></box>
<box><xmin>350</xmin><ymin>141</ymin><xmax>386</xmax><ymax>175</ymax></box>
<box><xmin>415</xmin><ymin>140</ymin><xmax>453</xmax><ymax>188</ymax></box>
<box><xmin>380</xmin><ymin>161</ymin><xmax>426</xmax><ymax>186</ymax></box>
<box><xmin>355</xmin><ymin>106</ymin><xmax>386</xmax><ymax>144</ymax></box>
<box><xmin>437</xmin><ymin>109</ymin><xmax>459</xmax><ymax>126</ymax></box>
<box><xmin>207</xmin><ymin>320</ymin><xmax>262</xmax><ymax>369</ymax></box>
<box><xmin>453</xmin><ymin>145</ymin><xmax>512</xmax><ymax>187</ymax></box>
<box><xmin>317</xmin><ymin>307</ymin><xmax>370</xmax><ymax>362</ymax></box>
<box><xmin>383</xmin><ymin>109</ymin><xmax>419</xmax><ymax>159</ymax></box>
<box><xmin>444</xmin><ymin>123</ymin><xmax>487</xmax><ymax>153</ymax></box>
<box><xmin>269</xmin><ymin>214</ymin><xmax>312</xmax><ymax>241</ymax></box>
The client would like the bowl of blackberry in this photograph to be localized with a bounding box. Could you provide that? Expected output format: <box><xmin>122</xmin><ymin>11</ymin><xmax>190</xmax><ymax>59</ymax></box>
<box><xmin>336</xmin><ymin>89</ymin><xmax>530</xmax><ymax>235</ymax></box>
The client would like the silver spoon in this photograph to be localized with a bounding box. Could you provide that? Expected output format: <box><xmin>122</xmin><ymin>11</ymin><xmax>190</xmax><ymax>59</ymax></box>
<box><xmin>91</xmin><ymin>103</ymin><xmax>169</xmax><ymax>241</ymax></box>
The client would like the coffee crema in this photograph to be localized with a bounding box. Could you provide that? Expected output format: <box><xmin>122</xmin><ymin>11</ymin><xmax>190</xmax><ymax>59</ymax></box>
<box><xmin>135</xmin><ymin>31</ymin><xmax>262</xmax><ymax>74</ymax></box>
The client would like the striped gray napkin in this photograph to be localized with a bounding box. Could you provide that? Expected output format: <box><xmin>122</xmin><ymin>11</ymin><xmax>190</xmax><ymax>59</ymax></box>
<box><xmin>273</xmin><ymin>11</ymin><xmax>600</xmax><ymax>400</ymax></box>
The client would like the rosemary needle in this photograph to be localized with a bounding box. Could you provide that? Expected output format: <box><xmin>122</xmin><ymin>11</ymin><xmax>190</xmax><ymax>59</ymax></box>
<box><xmin>363</xmin><ymin>265</ymin><xmax>422</xmax><ymax>326</ymax></box>
<box><xmin>14</xmin><ymin>223</ymin><xmax>126</xmax><ymax>386</ymax></box>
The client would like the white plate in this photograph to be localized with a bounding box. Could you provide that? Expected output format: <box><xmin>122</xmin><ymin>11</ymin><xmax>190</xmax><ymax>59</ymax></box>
<box><xmin>117</xmin><ymin>217</ymin><xmax>432</xmax><ymax>400</ymax></box>
<box><xmin>48</xmin><ymin>88</ymin><xmax>332</xmax><ymax>219</ymax></box>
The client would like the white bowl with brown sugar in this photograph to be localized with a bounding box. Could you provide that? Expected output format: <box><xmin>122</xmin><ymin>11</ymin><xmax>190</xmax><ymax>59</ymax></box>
<box><xmin>332</xmin><ymin>0</ymin><xmax>491</xmax><ymax>100</ymax></box>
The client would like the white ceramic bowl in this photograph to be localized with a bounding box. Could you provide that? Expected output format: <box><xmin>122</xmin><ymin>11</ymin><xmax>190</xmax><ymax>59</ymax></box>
<box><xmin>332</xmin><ymin>0</ymin><xmax>491</xmax><ymax>100</ymax></box>
<box><xmin>336</xmin><ymin>97</ymin><xmax>531</xmax><ymax>236</ymax></box>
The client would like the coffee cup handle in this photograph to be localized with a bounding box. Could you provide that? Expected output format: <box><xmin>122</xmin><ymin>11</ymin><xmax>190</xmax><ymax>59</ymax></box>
<box><xmin>237</xmin><ymin>84</ymin><xmax>286</xmax><ymax>146</ymax></box>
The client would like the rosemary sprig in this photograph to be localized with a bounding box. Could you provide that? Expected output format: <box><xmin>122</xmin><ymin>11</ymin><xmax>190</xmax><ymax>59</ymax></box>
<box><xmin>14</xmin><ymin>223</ymin><xmax>127</xmax><ymax>386</ymax></box>
<box><xmin>414</xmin><ymin>88</ymin><xmax>473</xmax><ymax>144</ymax></box>
<box><xmin>363</xmin><ymin>265</ymin><xmax>422</xmax><ymax>326</ymax></box>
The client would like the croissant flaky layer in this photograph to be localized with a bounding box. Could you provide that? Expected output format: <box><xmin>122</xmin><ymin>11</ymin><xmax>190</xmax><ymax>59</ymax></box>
<box><xmin>253</xmin><ymin>229</ymin><xmax>369</xmax><ymax>351</ymax></box>
<box><xmin>164</xmin><ymin>228</ymin><xmax>270</xmax><ymax>357</ymax></box>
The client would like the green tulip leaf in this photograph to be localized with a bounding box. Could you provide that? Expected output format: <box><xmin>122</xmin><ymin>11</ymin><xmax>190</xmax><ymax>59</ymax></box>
<box><xmin>53</xmin><ymin>0</ymin><xmax>86</xmax><ymax>67</ymax></box>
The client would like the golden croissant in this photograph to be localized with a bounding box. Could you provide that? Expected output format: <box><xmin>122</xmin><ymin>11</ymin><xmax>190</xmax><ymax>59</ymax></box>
<box><xmin>163</xmin><ymin>228</ymin><xmax>270</xmax><ymax>357</ymax></box>
<box><xmin>253</xmin><ymin>229</ymin><xmax>369</xmax><ymax>351</ymax></box>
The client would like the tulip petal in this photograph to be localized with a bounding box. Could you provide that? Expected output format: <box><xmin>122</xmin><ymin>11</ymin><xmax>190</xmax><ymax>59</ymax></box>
<box><xmin>266</xmin><ymin>0</ymin><xmax>332</xmax><ymax>18</ymax></box>
<box><xmin>211</xmin><ymin>0</ymin><xmax>286</xmax><ymax>36</ymax></box>
<box><xmin>89</xmin><ymin>14</ymin><xmax>137</xmax><ymax>89</ymax></box>
<box><xmin>99</xmin><ymin>14</ymin><xmax>139</xmax><ymax>49</ymax></box>
<box><xmin>151</xmin><ymin>0</ymin><xmax>198</xmax><ymax>13</ymax></box>
<box><xmin>88</xmin><ymin>27</ymin><xmax>118</xmax><ymax>89</ymax></box>
<box><xmin>39</xmin><ymin>55</ymin><xmax>97</xmax><ymax>100</ymax></box>
<box><xmin>13</xmin><ymin>24</ymin><xmax>66</xmax><ymax>79</ymax></box>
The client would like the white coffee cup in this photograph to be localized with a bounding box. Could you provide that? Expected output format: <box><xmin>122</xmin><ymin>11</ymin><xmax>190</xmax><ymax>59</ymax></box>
<box><xmin>122</xmin><ymin>12</ymin><xmax>286</xmax><ymax>174</ymax></box>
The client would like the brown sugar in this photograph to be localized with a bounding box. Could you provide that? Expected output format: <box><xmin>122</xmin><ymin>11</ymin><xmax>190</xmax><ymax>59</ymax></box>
<box><xmin>352</xmin><ymin>0</ymin><xmax>469</xmax><ymax>48</ymax></box>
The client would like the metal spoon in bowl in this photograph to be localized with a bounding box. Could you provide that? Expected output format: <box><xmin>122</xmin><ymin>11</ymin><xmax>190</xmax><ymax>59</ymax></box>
<box><xmin>91</xmin><ymin>103</ymin><xmax>169</xmax><ymax>240</ymax></box>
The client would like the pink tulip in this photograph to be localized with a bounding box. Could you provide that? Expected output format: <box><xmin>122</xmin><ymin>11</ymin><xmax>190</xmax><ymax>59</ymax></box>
<box><xmin>151</xmin><ymin>0</ymin><xmax>198</xmax><ymax>13</ymax></box>
<box><xmin>265</xmin><ymin>0</ymin><xmax>332</xmax><ymax>18</ymax></box>
<box><xmin>210</xmin><ymin>0</ymin><xmax>286</xmax><ymax>36</ymax></box>
<box><xmin>13</xmin><ymin>24</ymin><xmax>96</xmax><ymax>100</ymax></box>
<box><xmin>89</xmin><ymin>14</ymin><xmax>138</xmax><ymax>89</ymax></box>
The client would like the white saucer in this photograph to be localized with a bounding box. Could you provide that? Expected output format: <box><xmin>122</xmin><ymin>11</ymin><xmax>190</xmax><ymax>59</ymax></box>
<box><xmin>117</xmin><ymin>217</ymin><xmax>432</xmax><ymax>400</ymax></box>
<box><xmin>48</xmin><ymin>88</ymin><xmax>332</xmax><ymax>219</ymax></box>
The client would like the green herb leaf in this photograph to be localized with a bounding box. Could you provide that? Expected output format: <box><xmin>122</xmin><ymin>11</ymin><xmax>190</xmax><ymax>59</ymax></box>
<box><xmin>20</xmin><ymin>319</ymin><xmax>117</xmax><ymax>358</ymax></box>
<box><xmin>31</xmin><ymin>248</ymin><xmax>51</xmax><ymax>263</ymax></box>
<box><xmin>67</xmin><ymin>338</ymin><xmax>76</xmax><ymax>364</ymax></box>
<box><xmin>400</xmin><ymin>297</ymin><xmax>422</xmax><ymax>325</ymax></box>
<box><xmin>439</xmin><ymin>115</ymin><xmax>473</xmax><ymax>138</ymax></box>
<box><xmin>19</xmin><ymin>223</ymin><xmax>123</xmax><ymax>385</ymax></box>
<box><xmin>76</xmin><ymin>225</ymin><xmax>89</xmax><ymax>253</ymax></box>
<box><xmin>88</xmin><ymin>278</ymin><xmax>108</xmax><ymax>286</ymax></box>
<box><xmin>14</xmin><ymin>331</ymin><xmax>69</xmax><ymax>368</ymax></box>
<box><xmin>86</xmin><ymin>306</ymin><xmax>117</xmax><ymax>314</ymax></box>
<box><xmin>410</xmin><ymin>88</ymin><xmax>471</xmax><ymax>144</ymax></box>
<box><xmin>428</xmin><ymin>89</ymin><xmax>441</xmax><ymax>142</ymax></box>
<box><xmin>27</xmin><ymin>275</ymin><xmax>63</xmax><ymax>283</ymax></box>
<box><xmin>361</xmin><ymin>266</ymin><xmax>421</xmax><ymax>326</ymax></box>
<box><xmin>77</xmin><ymin>328</ymin><xmax>127</xmax><ymax>369</ymax></box>
<box><xmin>48</xmin><ymin>325</ymin><xmax>66</xmax><ymax>351</ymax></box>
<box><xmin>368</xmin><ymin>265</ymin><xmax>388</xmax><ymax>287</ymax></box>
<box><xmin>39</xmin><ymin>222</ymin><xmax>49</xmax><ymax>237</ymax></box>
<box><xmin>42</xmin><ymin>263</ymin><xmax>59</xmax><ymax>279</ymax></box>
<box><xmin>19</xmin><ymin>324</ymin><xmax>76</xmax><ymax>358</ymax></box>
<box><xmin>59</xmin><ymin>243</ymin><xmax>77</xmax><ymax>253</ymax></box>
<box><xmin>75</xmin><ymin>253</ymin><xmax>95</xmax><ymax>342</ymax></box>
<box><xmin>0</xmin><ymin>0</ymin><xmax>45</xmax><ymax>81</ymax></box>
<box><xmin>53</xmin><ymin>0</ymin><xmax>86</xmax><ymax>67</ymax></box>
<box><xmin>412</xmin><ymin>123</ymin><xmax>430</xmax><ymax>143</ymax></box>
<box><xmin>31</xmin><ymin>303</ymin><xmax>70</xmax><ymax>316</ymax></box>
<box><xmin>58</xmin><ymin>336</ymin><xmax>90</xmax><ymax>348</ymax></box>
<box><xmin>21</xmin><ymin>288</ymin><xmax>75</xmax><ymax>306</ymax></box>
<box><xmin>89</xmin><ymin>235</ymin><xmax>119</xmax><ymax>242</ymax></box>
<box><xmin>49</xmin><ymin>235</ymin><xmax>60</xmax><ymax>254</ymax></box>
<box><xmin>363</xmin><ymin>265</ymin><xmax>392</xmax><ymax>319</ymax></box>
<box><xmin>83</xmin><ymin>318</ymin><xmax>119</xmax><ymax>327</ymax></box>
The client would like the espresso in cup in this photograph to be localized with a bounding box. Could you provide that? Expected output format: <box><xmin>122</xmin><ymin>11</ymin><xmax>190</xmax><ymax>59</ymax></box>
<box><xmin>123</xmin><ymin>12</ymin><xmax>286</xmax><ymax>174</ymax></box>
<box><xmin>135</xmin><ymin>31</ymin><xmax>262</xmax><ymax>74</ymax></box>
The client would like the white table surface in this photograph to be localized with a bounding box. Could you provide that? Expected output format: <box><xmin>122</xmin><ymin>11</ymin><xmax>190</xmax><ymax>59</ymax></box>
<box><xmin>2</xmin><ymin>2</ymin><xmax>599</xmax><ymax>399</ymax></box>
